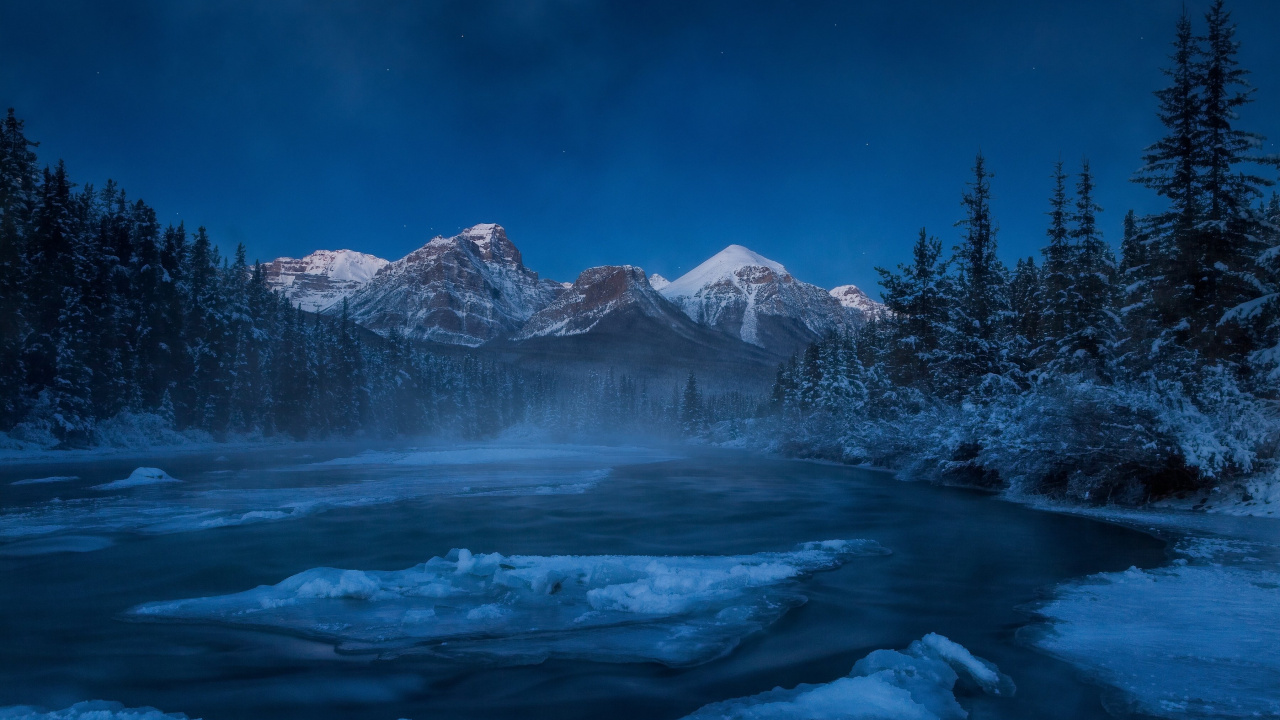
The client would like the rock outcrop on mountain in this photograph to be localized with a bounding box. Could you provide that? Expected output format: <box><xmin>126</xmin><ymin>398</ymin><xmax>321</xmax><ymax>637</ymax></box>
<box><xmin>659</xmin><ymin>245</ymin><xmax>856</xmax><ymax>356</ymax></box>
<box><xmin>830</xmin><ymin>284</ymin><xmax>889</xmax><ymax>321</ymax></box>
<box><xmin>262</xmin><ymin>250</ymin><xmax>389</xmax><ymax>312</ymax></box>
<box><xmin>343</xmin><ymin>224</ymin><xmax>560</xmax><ymax>346</ymax></box>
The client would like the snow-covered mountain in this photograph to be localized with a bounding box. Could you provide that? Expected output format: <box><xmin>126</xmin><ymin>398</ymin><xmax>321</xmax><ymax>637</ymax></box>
<box><xmin>830</xmin><ymin>284</ymin><xmax>889</xmax><ymax>321</ymax></box>
<box><xmin>343</xmin><ymin>224</ymin><xmax>561</xmax><ymax>346</ymax></box>
<box><xmin>500</xmin><ymin>263</ymin><xmax>776</xmax><ymax>385</ymax></box>
<box><xmin>262</xmin><ymin>249</ymin><xmax>389</xmax><ymax>312</ymax></box>
<box><xmin>659</xmin><ymin>245</ymin><xmax>856</xmax><ymax>355</ymax></box>
<box><xmin>517</xmin><ymin>265</ymin><xmax>690</xmax><ymax>340</ymax></box>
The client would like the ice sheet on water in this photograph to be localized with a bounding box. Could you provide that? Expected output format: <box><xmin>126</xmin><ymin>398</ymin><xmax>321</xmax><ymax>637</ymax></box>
<box><xmin>0</xmin><ymin>701</ymin><xmax>192</xmax><ymax>719</ymax></box>
<box><xmin>1029</xmin><ymin>564</ymin><xmax>1280</xmax><ymax>719</ymax></box>
<box><xmin>93</xmin><ymin>467</ymin><xmax>179</xmax><ymax>490</ymax></box>
<box><xmin>679</xmin><ymin>633</ymin><xmax>1014</xmax><ymax>720</ymax></box>
<box><xmin>10</xmin><ymin>476</ymin><xmax>78</xmax><ymax>486</ymax></box>
<box><xmin>130</xmin><ymin>539</ymin><xmax>889</xmax><ymax>667</ymax></box>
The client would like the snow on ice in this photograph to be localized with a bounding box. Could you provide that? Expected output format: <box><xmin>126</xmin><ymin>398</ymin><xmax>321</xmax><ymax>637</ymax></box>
<box><xmin>130</xmin><ymin>540</ymin><xmax>890</xmax><ymax>667</ymax></box>
<box><xmin>93</xmin><ymin>467</ymin><xmax>179</xmax><ymax>490</ymax></box>
<box><xmin>678</xmin><ymin>633</ymin><xmax>1014</xmax><ymax>720</ymax></box>
<box><xmin>1029</xmin><ymin>563</ymin><xmax>1280</xmax><ymax>719</ymax></box>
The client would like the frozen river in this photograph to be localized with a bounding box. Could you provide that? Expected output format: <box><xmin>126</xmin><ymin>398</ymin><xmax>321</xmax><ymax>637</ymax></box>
<box><xmin>0</xmin><ymin>443</ymin><xmax>1172</xmax><ymax>719</ymax></box>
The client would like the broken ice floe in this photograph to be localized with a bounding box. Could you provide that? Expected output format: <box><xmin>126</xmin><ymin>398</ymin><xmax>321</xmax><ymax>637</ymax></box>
<box><xmin>679</xmin><ymin>633</ymin><xmax>1014</xmax><ymax>720</ymax></box>
<box><xmin>93</xmin><ymin>467</ymin><xmax>180</xmax><ymax>490</ymax></box>
<box><xmin>0</xmin><ymin>701</ymin><xmax>192</xmax><ymax>719</ymax></box>
<box><xmin>130</xmin><ymin>540</ymin><xmax>889</xmax><ymax>667</ymax></box>
<box><xmin>1028</xmin><ymin>564</ymin><xmax>1280</xmax><ymax>719</ymax></box>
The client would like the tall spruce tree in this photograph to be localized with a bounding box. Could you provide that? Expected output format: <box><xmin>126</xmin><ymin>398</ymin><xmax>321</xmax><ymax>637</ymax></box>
<box><xmin>942</xmin><ymin>153</ymin><xmax>1011</xmax><ymax>395</ymax></box>
<box><xmin>1038</xmin><ymin>161</ymin><xmax>1075</xmax><ymax>366</ymax></box>
<box><xmin>875</xmin><ymin>228</ymin><xmax>948</xmax><ymax>388</ymax></box>
<box><xmin>1062</xmin><ymin>160</ymin><xmax>1117</xmax><ymax>372</ymax></box>
<box><xmin>0</xmin><ymin>109</ymin><xmax>39</xmax><ymax>425</ymax></box>
<box><xmin>1195</xmin><ymin>0</ymin><xmax>1276</xmax><ymax>361</ymax></box>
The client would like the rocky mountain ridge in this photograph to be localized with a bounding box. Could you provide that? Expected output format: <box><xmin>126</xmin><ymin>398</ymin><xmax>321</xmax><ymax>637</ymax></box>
<box><xmin>266</xmin><ymin>225</ymin><xmax>885</xmax><ymax>370</ymax></box>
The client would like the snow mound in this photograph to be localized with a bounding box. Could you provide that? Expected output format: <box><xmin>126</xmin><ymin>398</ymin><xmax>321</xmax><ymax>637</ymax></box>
<box><xmin>93</xmin><ymin>467</ymin><xmax>179</xmax><ymax>490</ymax></box>
<box><xmin>130</xmin><ymin>540</ymin><xmax>890</xmax><ymax>667</ymax></box>
<box><xmin>662</xmin><ymin>244</ymin><xmax>788</xmax><ymax>299</ymax></box>
<box><xmin>1029</xmin><ymin>564</ymin><xmax>1280</xmax><ymax>719</ymax></box>
<box><xmin>11</xmin><ymin>476</ymin><xmax>78</xmax><ymax>486</ymax></box>
<box><xmin>679</xmin><ymin>632</ymin><xmax>1014</xmax><ymax>719</ymax></box>
<box><xmin>649</xmin><ymin>272</ymin><xmax>671</xmax><ymax>291</ymax></box>
<box><xmin>0</xmin><ymin>701</ymin><xmax>193</xmax><ymax>719</ymax></box>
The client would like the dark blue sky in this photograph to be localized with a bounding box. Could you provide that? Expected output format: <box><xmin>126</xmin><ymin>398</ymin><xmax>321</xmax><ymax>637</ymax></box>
<box><xmin>2</xmin><ymin>1</ymin><xmax>1278</xmax><ymax>294</ymax></box>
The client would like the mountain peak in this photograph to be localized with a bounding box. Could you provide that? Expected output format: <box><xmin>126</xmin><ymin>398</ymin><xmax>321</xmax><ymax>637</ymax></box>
<box><xmin>262</xmin><ymin>249</ymin><xmax>389</xmax><ymax>312</ymax></box>
<box><xmin>459</xmin><ymin>223</ymin><xmax>521</xmax><ymax>265</ymax></box>
<box><xmin>663</xmin><ymin>245</ymin><xmax>787</xmax><ymax>298</ymax></box>
<box><xmin>830</xmin><ymin>284</ymin><xmax>889</xmax><ymax>320</ymax></box>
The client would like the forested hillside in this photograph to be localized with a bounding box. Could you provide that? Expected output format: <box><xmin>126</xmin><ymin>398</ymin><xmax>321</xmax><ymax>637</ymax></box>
<box><xmin>768</xmin><ymin>2</ymin><xmax>1280</xmax><ymax>504</ymax></box>
<box><xmin>0</xmin><ymin>112</ymin><xmax>755</xmax><ymax>448</ymax></box>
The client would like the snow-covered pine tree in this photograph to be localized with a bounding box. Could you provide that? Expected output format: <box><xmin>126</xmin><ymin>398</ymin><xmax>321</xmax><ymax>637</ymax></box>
<box><xmin>1062</xmin><ymin>160</ymin><xmax>1118</xmax><ymax>374</ymax></box>
<box><xmin>941</xmin><ymin>153</ymin><xmax>1013</xmax><ymax>397</ymax></box>
<box><xmin>1008</xmin><ymin>256</ymin><xmax>1042</xmax><ymax>373</ymax></box>
<box><xmin>1196</xmin><ymin>0</ymin><xmax>1277</xmax><ymax>362</ymax></box>
<box><xmin>0</xmin><ymin>109</ymin><xmax>39</xmax><ymax>425</ymax></box>
<box><xmin>875</xmin><ymin>228</ymin><xmax>948</xmax><ymax>389</ymax></box>
<box><xmin>1037</xmin><ymin>161</ymin><xmax>1075</xmax><ymax>368</ymax></box>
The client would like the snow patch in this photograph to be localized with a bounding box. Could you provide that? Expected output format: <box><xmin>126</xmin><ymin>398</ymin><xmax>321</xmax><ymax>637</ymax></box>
<box><xmin>678</xmin><ymin>632</ymin><xmax>1014</xmax><ymax>719</ymax></box>
<box><xmin>93</xmin><ymin>467</ymin><xmax>179</xmax><ymax>490</ymax></box>
<box><xmin>130</xmin><ymin>540</ymin><xmax>889</xmax><ymax>667</ymax></box>
<box><xmin>1029</xmin><ymin>564</ymin><xmax>1280</xmax><ymax>719</ymax></box>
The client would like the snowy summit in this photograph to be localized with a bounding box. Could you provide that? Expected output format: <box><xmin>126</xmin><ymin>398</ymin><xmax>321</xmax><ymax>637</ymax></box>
<box><xmin>660</xmin><ymin>244</ymin><xmax>857</xmax><ymax>354</ymax></box>
<box><xmin>262</xmin><ymin>249</ymin><xmax>390</xmax><ymax>312</ymax></box>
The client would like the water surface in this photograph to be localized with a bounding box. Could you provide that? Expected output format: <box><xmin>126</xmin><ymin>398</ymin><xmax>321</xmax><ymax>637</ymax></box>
<box><xmin>0</xmin><ymin>444</ymin><xmax>1167</xmax><ymax>719</ymax></box>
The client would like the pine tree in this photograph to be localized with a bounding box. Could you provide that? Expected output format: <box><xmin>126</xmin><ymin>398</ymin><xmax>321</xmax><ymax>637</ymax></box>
<box><xmin>1008</xmin><ymin>256</ymin><xmax>1042</xmax><ymax>370</ymax></box>
<box><xmin>1195</xmin><ymin>0</ymin><xmax>1277</xmax><ymax>361</ymax></box>
<box><xmin>942</xmin><ymin>153</ymin><xmax>1011</xmax><ymax>396</ymax></box>
<box><xmin>1062</xmin><ymin>159</ymin><xmax>1117</xmax><ymax>372</ymax></box>
<box><xmin>875</xmin><ymin>228</ymin><xmax>948</xmax><ymax>388</ymax></box>
<box><xmin>1136</xmin><ymin>12</ymin><xmax>1203</xmax><ymax>233</ymax></box>
<box><xmin>0</xmin><ymin>109</ymin><xmax>39</xmax><ymax>425</ymax></box>
<box><xmin>680</xmin><ymin>372</ymin><xmax>703</xmax><ymax>431</ymax></box>
<box><xmin>1038</xmin><ymin>161</ymin><xmax>1075</xmax><ymax>366</ymax></box>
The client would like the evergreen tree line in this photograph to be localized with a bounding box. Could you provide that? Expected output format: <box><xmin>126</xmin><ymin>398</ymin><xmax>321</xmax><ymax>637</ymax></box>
<box><xmin>771</xmin><ymin>1</ymin><xmax>1280</xmax><ymax>502</ymax></box>
<box><xmin>0</xmin><ymin>111</ymin><xmax>750</xmax><ymax>448</ymax></box>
